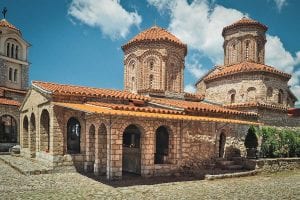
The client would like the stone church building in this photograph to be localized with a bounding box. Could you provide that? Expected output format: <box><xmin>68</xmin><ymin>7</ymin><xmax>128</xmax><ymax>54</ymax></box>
<box><xmin>0</xmin><ymin>16</ymin><xmax>299</xmax><ymax>180</ymax></box>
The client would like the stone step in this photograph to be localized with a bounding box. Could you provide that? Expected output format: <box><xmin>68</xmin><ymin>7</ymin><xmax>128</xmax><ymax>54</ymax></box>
<box><xmin>0</xmin><ymin>155</ymin><xmax>53</xmax><ymax>175</ymax></box>
<box><xmin>224</xmin><ymin>165</ymin><xmax>244</xmax><ymax>170</ymax></box>
<box><xmin>217</xmin><ymin>160</ymin><xmax>235</xmax><ymax>166</ymax></box>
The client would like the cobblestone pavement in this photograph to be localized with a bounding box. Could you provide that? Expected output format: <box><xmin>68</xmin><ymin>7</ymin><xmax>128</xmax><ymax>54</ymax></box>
<box><xmin>0</xmin><ymin>160</ymin><xmax>299</xmax><ymax>200</ymax></box>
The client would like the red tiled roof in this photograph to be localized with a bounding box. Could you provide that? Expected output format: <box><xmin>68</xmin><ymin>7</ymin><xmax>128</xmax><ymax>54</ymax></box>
<box><xmin>122</xmin><ymin>26</ymin><xmax>187</xmax><ymax>51</ymax></box>
<box><xmin>204</xmin><ymin>61</ymin><xmax>291</xmax><ymax>82</ymax></box>
<box><xmin>0</xmin><ymin>19</ymin><xmax>20</xmax><ymax>32</ymax></box>
<box><xmin>222</xmin><ymin>17</ymin><xmax>268</xmax><ymax>35</ymax></box>
<box><xmin>32</xmin><ymin>81</ymin><xmax>149</xmax><ymax>101</ymax></box>
<box><xmin>184</xmin><ymin>92</ymin><xmax>205</xmax><ymax>101</ymax></box>
<box><xmin>87</xmin><ymin>101</ymin><xmax>183</xmax><ymax>115</ymax></box>
<box><xmin>288</xmin><ymin>108</ymin><xmax>300</xmax><ymax>117</ymax></box>
<box><xmin>151</xmin><ymin>98</ymin><xmax>257</xmax><ymax>117</ymax></box>
<box><xmin>224</xmin><ymin>102</ymin><xmax>288</xmax><ymax>112</ymax></box>
<box><xmin>0</xmin><ymin>98</ymin><xmax>20</xmax><ymax>106</ymax></box>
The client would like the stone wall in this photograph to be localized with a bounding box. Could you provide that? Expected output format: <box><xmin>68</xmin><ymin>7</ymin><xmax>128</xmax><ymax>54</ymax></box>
<box><xmin>244</xmin><ymin>158</ymin><xmax>300</xmax><ymax>172</ymax></box>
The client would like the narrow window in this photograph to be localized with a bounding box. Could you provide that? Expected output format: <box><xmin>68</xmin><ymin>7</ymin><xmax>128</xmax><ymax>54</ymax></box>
<box><xmin>14</xmin><ymin>69</ymin><xmax>18</xmax><ymax>82</ymax></box>
<box><xmin>231</xmin><ymin>93</ymin><xmax>235</xmax><ymax>103</ymax></box>
<box><xmin>8</xmin><ymin>68</ymin><xmax>12</xmax><ymax>81</ymax></box>
<box><xmin>278</xmin><ymin>89</ymin><xmax>284</xmax><ymax>104</ymax></box>
<box><xmin>6</xmin><ymin>43</ymin><xmax>10</xmax><ymax>57</ymax></box>
<box><xmin>150</xmin><ymin>61</ymin><xmax>154</xmax><ymax>70</ymax></box>
<box><xmin>15</xmin><ymin>46</ymin><xmax>19</xmax><ymax>59</ymax></box>
<box><xmin>11</xmin><ymin>44</ymin><xmax>14</xmax><ymax>58</ymax></box>
<box><xmin>245</xmin><ymin>41</ymin><xmax>249</xmax><ymax>60</ymax></box>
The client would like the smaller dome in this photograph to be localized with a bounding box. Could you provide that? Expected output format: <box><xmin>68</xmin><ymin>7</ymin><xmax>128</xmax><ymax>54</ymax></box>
<box><xmin>122</xmin><ymin>26</ymin><xmax>186</xmax><ymax>51</ymax></box>
<box><xmin>0</xmin><ymin>19</ymin><xmax>20</xmax><ymax>32</ymax></box>
<box><xmin>222</xmin><ymin>17</ymin><xmax>268</xmax><ymax>35</ymax></box>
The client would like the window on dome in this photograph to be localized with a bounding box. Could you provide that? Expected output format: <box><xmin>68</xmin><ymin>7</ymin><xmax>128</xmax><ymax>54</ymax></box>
<box><xmin>245</xmin><ymin>41</ymin><xmax>250</xmax><ymax>60</ymax></box>
<box><xmin>11</xmin><ymin>44</ymin><xmax>14</xmax><ymax>59</ymax></box>
<box><xmin>8</xmin><ymin>68</ymin><xmax>13</xmax><ymax>81</ymax></box>
<box><xmin>6</xmin><ymin>43</ymin><xmax>10</xmax><ymax>57</ymax></box>
<box><xmin>14</xmin><ymin>69</ymin><xmax>18</xmax><ymax>82</ymax></box>
<box><xmin>278</xmin><ymin>89</ymin><xmax>284</xmax><ymax>104</ymax></box>
<box><xmin>15</xmin><ymin>45</ymin><xmax>19</xmax><ymax>59</ymax></box>
<box><xmin>149</xmin><ymin>74</ymin><xmax>153</xmax><ymax>88</ymax></box>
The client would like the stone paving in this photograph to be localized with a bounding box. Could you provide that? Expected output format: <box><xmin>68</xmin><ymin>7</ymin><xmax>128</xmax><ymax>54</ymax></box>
<box><xmin>0</xmin><ymin>159</ymin><xmax>299</xmax><ymax>200</ymax></box>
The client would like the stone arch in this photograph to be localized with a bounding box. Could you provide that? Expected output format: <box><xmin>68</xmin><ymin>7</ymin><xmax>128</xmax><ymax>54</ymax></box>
<box><xmin>228</xmin><ymin>89</ymin><xmax>236</xmax><ymax>104</ymax></box>
<box><xmin>219</xmin><ymin>131</ymin><xmax>226</xmax><ymax>158</ymax></box>
<box><xmin>142</xmin><ymin>52</ymin><xmax>162</xmax><ymax>90</ymax></box>
<box><xmin>29</xmin><ymin>113</ymin><xmax>36</xmax><ymax>157</ymax></box>
<box><xmin>40</xmin><ymin>109</ymin><xmax>50</xmax><ymax>152</ymax></box>
<box><xmin>266</xmin><ymin>87</ymin><xmax>273</xmax><ymax>101</ymax></box>
<box><xmin>278</xmin><ymin>89</ymin><xmax>284</xmax><ymax>104</ymax></box>
<box><xmin>125</xmin><ymin>54</ymin><xmax>138</xmax><ymax>91</ymax></box>
<box><xmin>22</xmin><ymin>115</ymin><xmax>29</xmax><ymax>148</ymax></box>
<box><xmin>227</xmin><ymin>39</ymin><xmax>240</xmax><ymax>64</ymax></box>
<box><xmin>5</xmin><ymin>38</ymin><xmax>22</xmax><ymax>59</ymax></box>
<box><xmin>154</xmin><ymin>126</ymin><xmax>170</xmax><ymax>164</ymax></box>
<box><xmin>167</xmin><ymin>55</ymin><xmax>182</xmax><ymax>92</ymax></box>
<box><xmin>95</xmin><ymin>123</ymin><xmax>107</xmax><ymax>175</ymax></box>
<box><xmin>242</xmin><ymin>38</ymin><xmax>255</xmax><ymax>61</ymax></box>
<box><xmin>122</xmin><ymin>124</ymin><xmax>143</xmax><ymax>175</ymax></box>
<box><xmin>247</xmin><ymin>87</ymin><xmax>256</xmax><ymax>101</ymax></box>
<box><xmin>0</xmin><ymin>114</ymin><xmax>18</xmax><ymax>143</ymax></box>
<box><xmin>67</xmin><ymin>117</ymin><xmax>81</xmax><ymax>154</ymax></box>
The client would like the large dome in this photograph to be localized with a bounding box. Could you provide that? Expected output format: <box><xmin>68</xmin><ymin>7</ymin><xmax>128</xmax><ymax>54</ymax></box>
<box><xmin>222</xmin><ymin>17</ymin><xmax>268</xmax><ymax>35</ymax></box>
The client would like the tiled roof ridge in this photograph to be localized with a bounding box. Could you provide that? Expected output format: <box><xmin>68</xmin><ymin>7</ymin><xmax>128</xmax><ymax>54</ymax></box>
<box><xmin>0</xmin><ymin>19</ymin><xmax>20</xmax><ymax>32</ymax></box>
<box><xmin>204</xmin><ymin>61</ymin><xmax>291</xmax><ymax>82</ymax></box>
<box><xmin>224</xmin><ymin>102</ymin><xmax>288</xmax><ymax>111</ymax></box>
<box><xmin>222</xmin><ymin>17</ymin><xmax>268</xmax><ymax>35</ymax></box>
<box><xmin>32</xmin><ymin>80</ymin><xmax>149</xmax><ymax>101</ymax></box>
<box><xmin>0</xmin><ymin>86</ymin><xmax>27</xmax><ymax>94</ymax></box>
<box><xmin>122</xmin><ymin>25</ymin><xmax>187</xmax><ymax>51</ymax></box>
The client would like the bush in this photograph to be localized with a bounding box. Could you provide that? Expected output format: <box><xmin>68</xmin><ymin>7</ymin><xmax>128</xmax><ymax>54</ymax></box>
<box><xmin>259</xmin><ymin>127</ymin><xmax>300</xmax><ymax>158</ymax></box>
<box><xmin>244</xmin><ymin>125</ymin><xmax>258</xmax><ymax>149</ymax></box>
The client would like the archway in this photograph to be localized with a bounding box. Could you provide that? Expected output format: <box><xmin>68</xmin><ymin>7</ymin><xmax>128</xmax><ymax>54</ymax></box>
<box><xmin>122</xmin><ymin>124</ymin><xmax>141</xmax><ymax>175</ymax></box>
<box><xmin>0</xmin><ymin>115</ymin><xmax>17</xmax><ymax>143</ymax></box>
<box><xmin>30</xmin><ymin>113</ymin><xmax>36</xmax><ymax>156</ymax></box>
<box><xmin>22</xmin><ymin>116</ymin><xmax>29</xmax><ymax>148</ymax></box>
<box><xmin>219</xmin><ymin>132</ymin><xmax>226</xmax><ymax>158</ymax></box>
<box><xmin>40</xmin><ymin>110</ymin><xmax>50</xmax><ymax>152</ymax></box>
<box><xmin>67</xmin><ymin>117</ymin><xmax>81</xmax><ymax>154</ymax></box>
<box><xmin>155</xmin><ymin>126</ymin><xmax>169</xmax><ymax>164</ymax></box>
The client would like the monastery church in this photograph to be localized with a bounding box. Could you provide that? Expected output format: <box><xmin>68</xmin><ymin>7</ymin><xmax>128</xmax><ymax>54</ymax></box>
<box><xmin>0</xmin><ymin>15</ymin><xmax>299</xmax><ymax>179</ymax></box>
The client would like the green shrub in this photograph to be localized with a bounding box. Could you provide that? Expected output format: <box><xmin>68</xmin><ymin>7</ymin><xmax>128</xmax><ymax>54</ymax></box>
<box><xmin>259</xmin><ymin>126</ymin><xmax>300</xmax><ymax>158</ymax></box>
<box><xmin>244</xmin><ymin>125</ymin><xmax>258</xmax><ymax>149</ymax></box>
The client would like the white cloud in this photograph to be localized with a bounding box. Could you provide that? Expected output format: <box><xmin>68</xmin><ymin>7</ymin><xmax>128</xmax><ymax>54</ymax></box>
<box><xmin>68</xmin><ymin>0</ymin><xmax>142</xmax><ymax>39</ymax></box>
<box><xmin>186</xmin><ymin>53</ymin><xmax>208</xmax><ymax>79</ymax></box>
<box><xmin>273</xmin><ymin>0</ymin><xmax>287</xmax><ymax>12</ymax></box>
<box><xmin>184</xmin><ymin>84</ymin><xmax>196</xmax><ymax>93</ymax></box>
<box><xmin>148</xmin><ymin>0</ymin><xmax>300</xmax><ymax>104</ymax></box>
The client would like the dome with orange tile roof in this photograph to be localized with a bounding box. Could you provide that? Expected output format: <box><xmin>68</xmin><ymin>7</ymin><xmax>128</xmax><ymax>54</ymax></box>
<box><xmin>0</xmin><ymin>19</ymin><xmax>20</xmax><ymax>32</ymax></box>
<box><xmin>222</xmin><ymin>17</ymin><xmax>268</xmax><ymax>35</ymax></box>
<box><xmin>122</xmin><ymin>25</ymin><xmax>187</xmax><ymax>51</ymax></box>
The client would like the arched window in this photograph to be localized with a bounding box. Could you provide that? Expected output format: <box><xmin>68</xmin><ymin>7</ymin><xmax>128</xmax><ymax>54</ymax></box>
<box><xmin>150</xmin><ymin>61</ymin><xmax>154</xmax><ymax>70</ymax></box>
<box><xmin>22</xmin><ymin>116</ymin><xmax>29</xmax><ymax>148</ymax></box>
<box><xmin>15</xmin><ymin>46</ymin><xmax>19</xmax><ymax>59</ymax></box>
<box><xmin>155</xmin><ymin>126</ymin><xmax>169</xmax><ymax>164</ymax></box>
<box><xmin>6</xmin><ymin>43</ymin><xmax>10</xmax><ymax>57</ymax></box>
<box><xmin>40</xmin><ymin>110</ymin><xmax>50</xmax><ymax>152</ymax></box>
<box><xmin>14</xmin><ymin>69</ymin><xmax>18</xmax><ymax>82</ymax></box>
<box><xmin>230</xmin><ymin>43</ymin><xmax>237</xmax><ymax>63</ymax></box>
<box><xmin>228</xmin><ymin>89</ymin><xmax>236</xmax><ymax>104</ymax></box>
<box><xmin>267</xmin><ymin>87</ymin><xmax>273</xmax><ymax>100</ymax></box>
<box><xmin>11</xmin><ymin>44</ymin><xmax>14</xmax><ymax>58</ymax></box>
<box><xmin>278</xmin><ymin>89</ymin><xmax>284</xmax><ymax>104</ymax></box>
<box><xmin>67</xmin><ymin>117</ymin><xmax>81</xmax><ymax>154</ymax></box>
<box><xmin>8</xmin><ymin>68</ymin><xmax>13</xmax><ymax>81</ymax></box>
<box><xmin>149</xmin><ymin>74</ymin><xmax>153</xmax><ymax>88</ymax></box>
<box><xmin>0</xmin><ymin>115</ymin><xmax>17</xmax><ymax>143</ymax></box>
<box><xmin>247</xmin><ymin>87</ymin><xmax>256</xmax><ymax>101</ymax></box>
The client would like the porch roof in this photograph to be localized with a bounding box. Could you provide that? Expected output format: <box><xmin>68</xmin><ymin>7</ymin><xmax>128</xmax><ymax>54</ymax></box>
<box><xmin>53</xmin><ymin>102</ymin><xmax>260</xmax><ymax>125</ymax></box>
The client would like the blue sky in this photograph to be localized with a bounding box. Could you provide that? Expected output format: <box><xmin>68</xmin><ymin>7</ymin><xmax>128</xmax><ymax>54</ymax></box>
<box><xmin>1</xmin><ymin>0</ymin><xmax>299</xmax><ymax>105</ymax></box>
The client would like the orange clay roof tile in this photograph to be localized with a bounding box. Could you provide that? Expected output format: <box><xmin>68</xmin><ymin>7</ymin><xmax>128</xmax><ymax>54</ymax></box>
<box><xmin>204</xmin><ymin>61</ymin><xmax>291</xmax><ymax>82</ymax></box>
<box><xmin>224</xmin><ymin>102</ymin><xmax>288</xmax><ymax>111</ymax></box>
<box><xmin>0</xmin><ymin>98</ymin><xmax>20</xmax><ymax>107</ymax></box>
<box><xmin>150</xmin><ymin>98</ymin><xmax>257</xmax><ymax>117</ymax></box>
<box><xmin>32</xmin><ymin>81</ymin><xmax>149</xmax><ymax>101</ymax></box>
<box><xmin>222</xmin><ymin>17</ymin><xmax>268</xmax><ymax>35</ymax></box>
<box><xmin>122</xmin><ymin>26</ymin><xmax>187</xmax><ymax>50</ymax></box>
<box><xmin>0</xmin><ymin>19</ymin><xmax>20</xmax><ymax>32</ymax></box>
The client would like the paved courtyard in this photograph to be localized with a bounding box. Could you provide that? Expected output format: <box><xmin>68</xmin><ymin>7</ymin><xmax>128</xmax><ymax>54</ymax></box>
<box><xmin>0</xmin><ymin>160</ymin><xmax>299</xmax><ymax>200</ymax></box>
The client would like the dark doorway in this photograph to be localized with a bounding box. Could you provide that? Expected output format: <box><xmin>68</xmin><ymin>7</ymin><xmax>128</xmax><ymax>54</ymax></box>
<box><xmin>122</xmin><ymin>125</ymin><xmax>141</xmax><ymax>175</ymax></box>
<box><xmin>219</xmin><ymin>132</ymin><xmax>226</xmax><ymax>158</ymax></box>
<box><xmin>0</xmin><ymin>115</ymin><xmax>17</xmax><ymax>143</ymax></box>
<box><xmin>67</xmin><ymin>117</ymin><xmax>81</xmax><ymax>154</ymax></box>
<box><xmin>155</xmin><ymin>126</ymin><xmax>169</xmax><ymax>164</ymax></box>
<box><xmin>40</xmin><ymin>110</ymin><xmax>50</xmax><ymax>152</ymax></box>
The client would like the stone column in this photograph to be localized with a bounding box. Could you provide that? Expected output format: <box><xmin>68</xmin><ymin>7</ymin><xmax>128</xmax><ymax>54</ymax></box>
<box><xmin>107</xmin><ymin>127</ymin><xmax>122</xmax><ymax>180</ymax></box>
